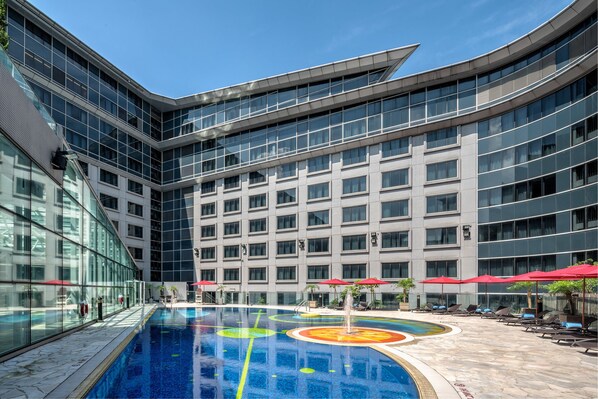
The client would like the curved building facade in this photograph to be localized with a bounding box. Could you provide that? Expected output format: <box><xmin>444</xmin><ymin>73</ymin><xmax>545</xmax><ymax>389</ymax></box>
<box><xmin>2</xmin><ymin>0</ymin><xmax>596</xmax><ymax>311</ymax></box>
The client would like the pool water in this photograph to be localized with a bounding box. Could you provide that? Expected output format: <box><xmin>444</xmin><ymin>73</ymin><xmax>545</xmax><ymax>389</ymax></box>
<box><xmin>87</xmin><ymin>308</ymin><xmax>442</xmax><ymax>399</ymax></box>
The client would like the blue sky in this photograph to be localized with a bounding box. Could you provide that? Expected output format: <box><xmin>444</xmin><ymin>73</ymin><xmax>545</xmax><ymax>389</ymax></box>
<box><xmin>29</xmin><ymin>0</ymin><xmax>572</xmax><ymax>98</ymax></box>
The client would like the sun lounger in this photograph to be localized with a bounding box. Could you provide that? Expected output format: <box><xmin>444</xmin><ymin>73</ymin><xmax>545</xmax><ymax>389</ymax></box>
<box><xmin>480</xmin><ymin>306</ymin><xmax>512</xmax><ymax>319</ymax></box>
<box><xmin>572</xmin><ymin>338</ymin><xmax>598</xmax><ymax>353</ymax></box>
<box><xmin>452</xmin><ymin>304</ymin><xmax>479</xmax><ymax>317</ymax></box>
<box><xmin>433</xmin><ymin>304</ymin><xmax>462</xmax><ymax>314</ymax></box>
<box><xmin>412</xmin><ymin>303</ymin><xmax>434</xmax><ymax>312</ymax></box>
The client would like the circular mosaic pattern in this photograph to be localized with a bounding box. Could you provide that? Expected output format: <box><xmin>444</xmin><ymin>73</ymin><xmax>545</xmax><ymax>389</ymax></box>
<box><xmin>299</xmin><ymin>313</ymin><xmax>320</xmax><ymax>318</ymax></box>
<box><xmin>288</xmin><ymin>327</ymin><xmax>412</xmax><ymax>346</ymax></box>
<box><xmin>217</xmin><ymin>327</ymin><xmax>276</xmax><ymax>339</ymax></box>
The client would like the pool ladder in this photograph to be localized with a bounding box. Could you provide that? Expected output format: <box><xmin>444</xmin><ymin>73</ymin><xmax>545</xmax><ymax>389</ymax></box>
<box><xmin>294</xmin><ymin>300</ymin><xmax>308</xmax><ymax>314</ymax></box>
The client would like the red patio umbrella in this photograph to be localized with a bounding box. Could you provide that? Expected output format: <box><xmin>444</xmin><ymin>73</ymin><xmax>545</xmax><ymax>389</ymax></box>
<box><xmin>191</xmin><ymin>280</ymin><xmax>217</xmax><ymax>286</ymax></box>
<box><xmin>461</xmin><ymin>274</ymin><xmax>509</xmax><ymax>308</ymax></box>
<box><xmin>318</xmin><ymin>278</ymin><xmax>351</xmax><ymax>301</ymax></box>
<box><xmin>420</xmin><ymin>276</ymin><xmax>462</xmax><ymax>304</ymax></box>
<box><xmin>43</xmin><ymin>280</ymin><xmax>73</xmax><ymax>285</ymax></box>
<box><xmin>503</xmin><ymin>270</ymin><xmax>555</xmax><ymax>315</ymax></box>
<box><xmin>356</xmin><ymin>278</ymin><xmax>389</xmax><ymax>307</ymax></box>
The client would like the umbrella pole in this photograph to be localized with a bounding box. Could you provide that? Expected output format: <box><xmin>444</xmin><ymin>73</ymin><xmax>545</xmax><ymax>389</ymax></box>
<box><xmin>535</xmin><ymin>281</ymin><xmax>538</xmax><ymax>316</ymax></box>
<box><xmin>485</xmin><ymin>283</ymin><xmax>489</xmax><ymax>309</ymax></box>
<box><xmin>582</xmin><ymin>278</ymin><xmax>586</xmax><ymax>329</ymax></box>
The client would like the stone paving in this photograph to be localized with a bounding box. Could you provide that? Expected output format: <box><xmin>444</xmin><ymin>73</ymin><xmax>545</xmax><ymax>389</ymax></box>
<box><xmin>0</xmin><ymin>303</ymin><xmax>596</xmax><ymax>398</ymax></box>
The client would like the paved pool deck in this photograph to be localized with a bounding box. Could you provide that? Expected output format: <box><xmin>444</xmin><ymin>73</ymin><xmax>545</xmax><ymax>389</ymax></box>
<box><xmin>0</xmin><ymin>303</ymin><xmax>596</xmax><ymax>399</ymax></box>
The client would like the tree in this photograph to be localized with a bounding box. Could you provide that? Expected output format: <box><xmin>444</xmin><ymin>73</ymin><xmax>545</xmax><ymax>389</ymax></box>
<box><xmin>304</xmin><ymin>284</ymin><xmax>319</xmax><ymax>301</ymax></box>
<box><xmin>395</xmin><ymin>278</ymin><xmax>415</xmax><ymax>303</ymax></box>
<box><xmin>169</xmin><ymin>285</ymin><xmax>179</xmax><ymax>300</ymax></box>
<box><xmin>216</xmin><ymin>284</ymin><xmax>226</xmax><ymax>304</ymax></box>
<box><xmin>341</xmin><ymin>285</ymin><xmax>362</xmax><ymax>303</ymax></box>
<box><xmin>507</xmin><ymin>282</ymin><xmax>535</xmax><ymax>309</ymax></box>
<box><xmin>0</xmin><ymin>0</ymin><xmax>9</xmax><ymax>50</ymax></box>
<box><xmin>545</xmin><ymin>259</ymin><xmax>598</xmax><ymax>315</ymax></box>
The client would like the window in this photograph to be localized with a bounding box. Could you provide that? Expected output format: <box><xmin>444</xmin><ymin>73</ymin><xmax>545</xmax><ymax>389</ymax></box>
<box><xmin>249</xmin><ymin>170</ymin><xmax>267</xmax><ymax>185</ymax></box>
<box><xmin>128</xmin><ymin>247</ymin><xmax>143</xmax><ymax>260</ymax></box>
<box><xmin>223</xmin><ymin>222</ymin><xmax>240</xmax><ymax>236</ymax></box>
<box><xmin>308</xmin><ymin>210</ymin><xmax>329</xmax><ymax>226</ymax></box>
<box><xmin>382</xmin><ymin>169</ymin><xmax>409</xmax><ymax>188</ymax></box>
<box><xmin>201</xmin><ymin>269</ymin><xmax>215</xmax><ymax>281</ymax></box>
<box><xmin>308</xmin><ymin>155</ymin><xmax>330</xmax><ymax>173</ymax></box>
<box><xmin>224</xmin><ymin>269</ymin><xmax>240</xmax><ymax>281</ymax></box>
<box><xmin>427</xmin><ymin>160</ymin><xmax>457</xmax><ymax>181</ymax></box>
<box><xmin>381</xmin><ymin>231</ymin><xmax>409</xmax><ymax>248</ymax></box>
<box><xmin>308</xmin><ymin>265</ymin><xmax>329</xmax><ymax>280</ymax></box>
<box><xmin>100</xmin><ymin>193</ymin><xmax>118</xmax><ymax>210</ymax></box>
<box><xmin>127</xmin><ymin>224</ymin><xmax>143</xmax><ymax>238</ymax></box>
<box><xmin>343</xmin><ymin>264</ymin><xmax>366</xmax><ymax>279</ymax></box>
<box><xmin>127</xmin><ymin>202</ymin><xmax>143</xmax><ymax>217</ymax></box>
<box><xmin>342</xmin><ymin>235</ymin><xmax>367</xmax><ymax>251</ymax></box>
<box><xmin>426</xmin><ymin>260</ymin><xmax>457</xmax><ymax>277</ymax></box>
<box><xmin>381</xmin><ymin>200</ymin><xmax>409</xmax><ymax>219</ymax></box>
<box><xmin>223</xmin><ymin>245</ymin><xmax>240</xmax><ymax>259</ymax></box>
<box><xmin>249</xmin><ymin>218</ymin><xmax>267</xmax><ymax>233</ymax></box>
<box><xmin>277</xmin><ymin>214</ymin><xmax>296</xmax><ymax>230</ymax></box>
<box><xmin>277</xmin><ymin>241</ymin><xmax>296</xmax><ymax>255</ymax></box>
<box><xmin>343</xmin><ymin>147</ymin><xmax>367</xmax><ymax>166</ymax></box>
<box><xmin>342</xmin><ymin>205</ymin><xmax>367</xmax><ymax>223</ymax></box>
<box><xmin>572</xmin><ymin>206</ymin><xmax>598</xmax><ymax>231</ymax></box>
<box><xmin>307</xmin><ymin>182</ymin><xmax>329</xmax><ymax>200</ymax></box>
<box><xmin>479</xmin><ymin>215</ymin><xmax>556</xmax><ymax>242</ymax></box>
<box><xmin>277</xmin><ymin>266</ymin><xmax>296</xmax><ymax>281</ymax></box>
<box><xmin>342</xmin><ymin>176</ymin><xmax>367</xmax><ymax>194</ymax></box>
<box><xmin>381</xmin><ymin>138</ymin><xmax>409</xmax><ymax>158</ymax></box>
<box><xmin>427</xmin><ymin>193</ymin><xmax>458</xmax><ymax>213</ymax></box>
<box><xmin>249</xmin><ymin>268</ymin><xmax>267</xmax><ymax>281</ymax></box>
<box><xmin>426</xmin><ymin>127</ymin><xmax>458</xmax><ymax>149</ymax></box>
<box><xmin>99</xmin><ymin>169</ymin><xmax>118</xmax><ymax>186</ymax></box>
<box><xmin>277</xmin><ymin>188</ymin><xmax>297</xmax><ymax>205</ymax></box>
<box><xmin>201</xmin><ymin>202</ymin><xmax>216</xmax><ymax>216</ymax></box>
<box><xmin>201</xmin><ymin>247</ymin><xmax>216</xmax><ymax>260</ymax></box>
<box><xmin>128</xmin><ymin>180</ymin><xmax>143</xmax><ymax>195</ymax></box>
<box><xmin>572</xmin><ymin>160</ymin><xmax>597</xmax><ymax>188</ymax></box>
<box><xmin>382</xmin><ymin>262</ymin><xmax>408</xmax><ymax>279</ymax></box>
<box><xmin>201</xmin><ymin>225</ymin><xmax>216</xmax><ymax>238</ymax></box>
<box><xmin>249</xmin><ymin>193</ymin><xmax>267</xmax><ymax>209</ymax></box>
<box><xmin>308</xmin><ymin>238</ymin><xmax>329</xmax><ymax>253</ymax></box>
<box><xmin>249</xmin><ymin>243</ymin><xmax>267</xmax><ymax>257</ymax></box>
<box><xmin>426</xmin><ymin>227</ymin><xmax>457</xmax><ymax>245</ymax></box>
<box><xmin>201</xmin><ymin>181</ymin><xmax>216</xmax><ymax>194</ymax></box>
<box><xmin>224</xmin><ymin>198</ymin><xmax>240</xmax><ymax>213</ymax></box>
<box><xmin>223</xmin><ymin>175</ymin><xmax>240</xmax><ymax>190</ymax></box>
<box><xmin>277</xmin><ymin>162</ymin><xmax>296</xmax><ymax>179</ymax></box>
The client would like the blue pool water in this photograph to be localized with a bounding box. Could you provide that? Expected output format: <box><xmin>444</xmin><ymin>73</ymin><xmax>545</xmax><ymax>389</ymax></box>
<box><xmin>87</xmin><ymin>308</ymin><xmax>442</xmax><ymax>399</ymax></box>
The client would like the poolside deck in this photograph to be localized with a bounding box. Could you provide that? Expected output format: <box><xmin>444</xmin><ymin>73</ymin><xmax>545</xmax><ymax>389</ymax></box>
<box><xmin>0</xmin><ymin>304</ymin><xmax>596</xmax><ymax>398</ymax></box>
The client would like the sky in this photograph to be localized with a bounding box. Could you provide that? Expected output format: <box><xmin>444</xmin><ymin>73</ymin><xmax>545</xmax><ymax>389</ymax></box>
<box><xmin>28</xmin><ymin>0</ymin><xmax>573</xmax><ymax>98</ymax></box>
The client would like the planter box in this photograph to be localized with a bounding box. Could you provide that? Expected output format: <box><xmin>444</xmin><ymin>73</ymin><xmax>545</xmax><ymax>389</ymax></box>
<box><xmin>559</xmin><ymin>314</ymin><xmax>582</xmax><ymax>323</ymax></box>
<box><xmin>309</xmin><ymin>301</ymin><xmax>317</xmax><ymax>308</ymax></box>
<box><xmin>399</xmin><ymin>302</ymin><xmax>410</xmax><ymax>311</ymax></box>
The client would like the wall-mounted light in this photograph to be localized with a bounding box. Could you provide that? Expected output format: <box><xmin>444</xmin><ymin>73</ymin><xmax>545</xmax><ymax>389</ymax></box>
<box><xmin>298</xmin><ymin>239</ymin><xmax>305</xmax><ymax>250</ymax></box>
<box><xmin>193</xmin><ymin>248</ymin><xmax>200</xmax><ymax>258</ymax></box>
<box><xmin>51</xmin><ymin>148</ymin><xmax>78</xmax><ymax>170</ymax></box>
<box><xmin>462</xmin><ymin>225</ymin><xmax>471</xmax><ymax>239</ymax></box>
<box><xmin>241</xmin><ymin>244</ymin><xmax>247</xmax><ymax>255</ymax></box>
<box><xmin>370</xmin><ymin>232</ymin><xmax>378</xmax><ymax>246</ymax></box>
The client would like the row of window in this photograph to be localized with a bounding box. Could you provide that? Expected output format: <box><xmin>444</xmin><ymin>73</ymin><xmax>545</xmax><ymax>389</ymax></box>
<box><xmin>99</xmin><ymin>194</ymin><xmax>143</xmax><ymax>217</ymax></box>
<box><xmin>478</xmin><ymin>214</ymin><xmax>556</xmax><ymax>242</ymax></box>
<box><xmin>98</xmin><ymin>169</ymin><xmax>145</xmax><ymax>195</ymax></box>
<box><xmin>572</xmin><ymin>205</ymin><xmax>598</xmax><ymax>231</ymax></box>
<box><xmin>478</xmin><ymin>174</ymin><xmax>556</xmax><ymax>208</ymax></box>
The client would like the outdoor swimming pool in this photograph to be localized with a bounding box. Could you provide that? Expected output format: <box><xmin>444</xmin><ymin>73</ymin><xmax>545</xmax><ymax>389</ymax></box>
<box><xmin>86</xmin><ymin>308</ymin><xmax>447</xmax><ymax>399</ymax></box>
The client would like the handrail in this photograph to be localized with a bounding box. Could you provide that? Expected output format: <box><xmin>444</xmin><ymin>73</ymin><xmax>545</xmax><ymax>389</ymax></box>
<box><xmin>294</xmin><ymin>300</ymin><xmax>307</xmax><ymax>314</ymax></box>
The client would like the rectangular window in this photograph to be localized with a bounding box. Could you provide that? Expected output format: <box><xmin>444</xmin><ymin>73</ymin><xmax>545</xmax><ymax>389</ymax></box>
<box><xmin>249</xmin><ymin>170</ymin><xmax>267</xmax><ymax>185</ymax></box>
<box><xmin>223</xmin><ymin>245</ymin><xmax>240</xmax><ymax>259</ymax></box>
<box><xmin>223</xmin><ymin>221</ymin><xmax>240</xmax><ymax>236</ymax></box>
<box><xmin>426</xmin><ymin>227</ymin><xmax>457</xmax><ymax>245</ymax></box>
<box><xmin>308</xmin><ymin>210</ymin><xmax>329</xmax><ymax>226</ymax></box>
<box><xmin>201</xmin><ymin>181</ymin><xmax>216</xmax><ymax>194</ymax></box>
<box><xmin>308</xmin><ymin>265</ymin><xmax>329</xmax><ymax>280</ymax></box>
<box><xmin>277</xmin><ymin>214</ymin><xmax>297</xmax><ymax>230</ymax></box>
<box><xmin>201</xmin><ymin>269</ymin><xmax>215</xmax><ymax>281</ymax></box>
<box><xmin>277</xmin><ymin>266</ymin><xmax>296</xmax><ymax>281</ymax></box>
<box><xmin>128</xmin><ymin>247</ymin><xmax>143</xmax><ymax>260</ymax></box>
<box><xmin>100</xmin><ymin>193</ymin><xmax>118</xmax><ymax>210</ymax></box>
<box><xmin>426</xmin><ymin>260</ymin><xmax>457</xmax><ymax>277</ymax></box>
<box><xmin>127</xmin><ymin>179</ymin><xmax>143</xmax><ymax>195</ymax></box>
<box><xmin>249</xmin><ymin>268</ymin><xmax>267</xmax><ymax>281</ymax></box>
<box><xmin>224</xmin><ymin>269</ymin><xmax>240</xmax><ymax>281</ymax></box>
<box><xmin>382</xmin><ymin>169</ymin><xmax>409</xmax><ymax>188</ymax></box>
<box><xmin>201</xmin><ymin>224</ymin><xmax>216</xmax><ymax>238</ymax></box>
<box><xmin>224</xmin><ymin>175</ymin><xmax>240</xmax><ymax>190</ymax></box>
<box><xmin>307</xmin><ymin>238</ymin><xmax>330</xmax><ymax>253</ymax></box>
<box><xmin>342</xmin><ymin>205</ymin><xmax>367</xmax><ymax>223</ymax></box>
<box><xmin>201</xmin><ymin>202</ymin><xmax>216</xmax><ymax>216</ymax></box>
<box><xmin>426</xmin><ymin>160</ymin><xmax>457</xmax><ymax>181</ymax></box>
<box><xmin>381</xmin><ymin>200</ymin><xmax>409</xmax><ymax>219</ymax></box>
<box><xmin>99</xmin><ymin>169</ymin><xmax>118</xmax><ymax>186</ymax></box>
<box><xmin>381</xmin><ymin>231</ymin><xmax>409</xmax><ymax>248</ymax></box>
<box><xmin>127</xmin><ymin>201</ymin><xmax>143</xmax><ymax>217</ymax></box>
<box><xmin>426</xmin><ymin>193</ymin><xmax>458</xmax><ymax>213</ymax></box>
<box><xmin>342</xmin><ymin>235</ymin><xmax>367</xmax><ymax>251</ymax></box>
<box><xmin>381</xmin><ymin>262</ymin><xmax>408</xmax><ymax>279</ymax></box>
<box><xmin>249</xmin><ymin>193</ymin><xmax>267</xmax><ymax>209</ymax></box>
<box><xmin>343</xmin><ymin>147</ymin><xmax>367</xmax><ymax>166</ymax></box>
<box><xmin>249</xmin><ymin>243</ymin><xmax>267</xmax><ymax>257</ymax></box>
<box><xmin>343</xmin><ymin>264</ymin><xmax>366</xmax><ymax>279</ymax></box>
<box><xmin>249</xmin><ymin>218</ymin><xmax>267</xmax><ymax>233</ymax></box>
<box><xmin>277</xmin><ymin>240</ymin><xmax>296</xmax><ymax>255</ymax></box>
<box><xmin>426</xmin><ymin>127</ymin><xmax>458</xmax><ymax>149</ymax></box>
<box><xmin>201</xmin><ymin>247</ymin><xmax>216</xmax><ymax>260</ymax></box>
<box><xmin>277</xmin><ymin>162</ymin><xmax>296</xmax><ymax>179</ymax></box>
<box><xmin>127</xmin><ymin>224</ymin><xmax>143</xmax><ymax>238</ymax></box>
<box><xmin>307</xmin><ymin>182</ymin><xmax>329</xmax><ymax>200</ymax></box>
<box><xmin>381</xmin><ymin>138</ymin><xmax>409</xmax><ymax>158</ymax></box>
<box><xmin>224</xmin><ymin>198</ymin><xmax>240</xmax><ymax>213</ymax></box>
<box><xmin>342</xmin><ymin>176</ymin><xmax>367</xmax><ymax>194</ymax></box>
<box><xmin>277</xmin><ymin>188</ymin><xmax>297</xmax><ymax>205</ymax></box>
<box><xmin>308</xmin><ymin>155</ymin><xmax>330</xmax><ymax>173</ymax></box>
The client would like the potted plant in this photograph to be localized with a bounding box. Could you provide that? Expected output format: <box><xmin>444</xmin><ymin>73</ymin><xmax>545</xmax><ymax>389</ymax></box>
<box><xmin>157</xmin><ymin>284</ymin><xmax>166</xmax><ymax>304</ymax></box>
<box><xmin>169</xmin><ymin>285</ymin><xmax>179</xmax><ymax>303</ymax></box>
<box><xmin>216</xmin><ymin>284</ymin><xmax>226</xmax><ymax>305</ymax></box>
<box><xmin>507</xmin><ymin>282</ymin><xmax>535</xmax><ymax>314</ymax></box>
<box><xmin>304</xmin><ymin>284</ymin><xmax>319</xmax><ymax>308</ymax></box>
<box><xmin>395</xmin><ymin>278</ymin><xmax>415</xmax><ymax>311</ymax></box>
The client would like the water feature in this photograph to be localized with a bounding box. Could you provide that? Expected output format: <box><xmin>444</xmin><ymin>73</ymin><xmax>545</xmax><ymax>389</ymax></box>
<box><xmin>343</xmin><ymin>293</ymin><xmax>353</xmax><ymax>334</ymax></box>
